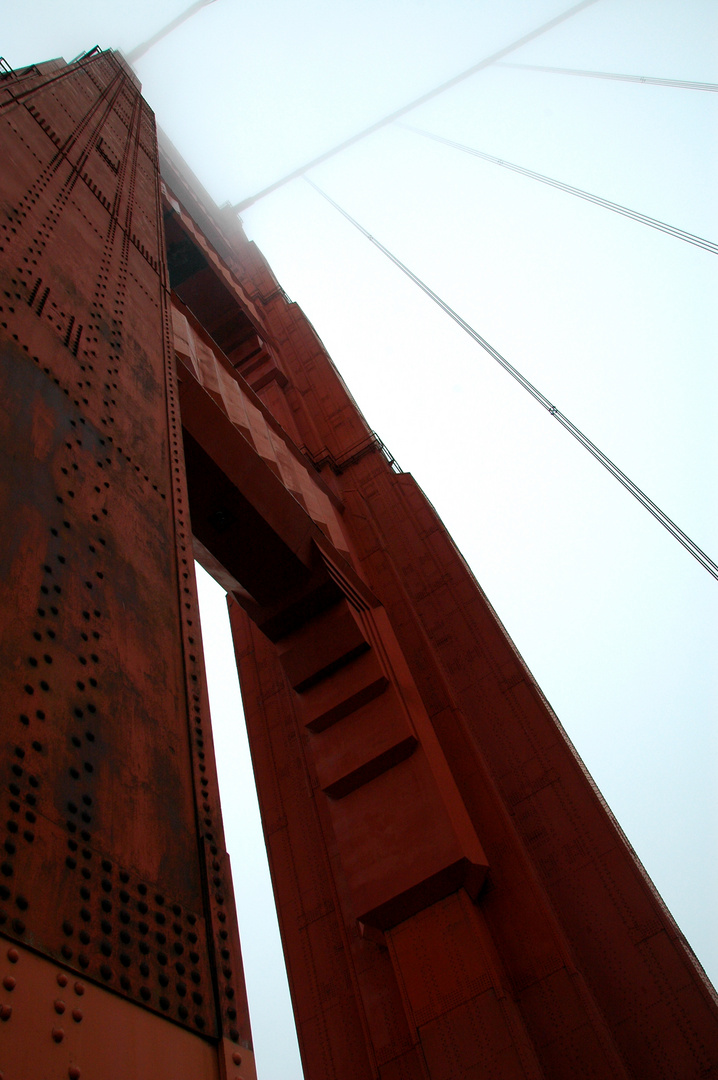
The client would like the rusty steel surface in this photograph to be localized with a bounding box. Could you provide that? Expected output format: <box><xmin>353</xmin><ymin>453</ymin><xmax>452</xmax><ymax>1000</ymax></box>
<box><xmin>1</xmin><ymin>46</ymin><xmax>717</xmax><ymax>1080</ymax></box>
<box><xmin>0</xmin><ymin>50</ymin><xmax>253</xmax><ymax>1076</ymax></box>
<box><xmin>0</xmin><ymin>939</ymin><xmax>225</xmax><ymax>1080</ymax></box>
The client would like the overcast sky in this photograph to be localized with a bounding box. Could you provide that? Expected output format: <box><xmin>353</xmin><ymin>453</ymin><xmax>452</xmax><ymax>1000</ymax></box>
<box><xmin>6</xmin><ymin>3</ymin><xmax>717</xmax><ymax>1078</ymax></box>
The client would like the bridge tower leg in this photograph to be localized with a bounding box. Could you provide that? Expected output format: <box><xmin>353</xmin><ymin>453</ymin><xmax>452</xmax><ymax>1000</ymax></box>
<box><xmin>0</xmin><ymin>48</ymin><xmax>716</xmax><ymax>1080</ymax></box>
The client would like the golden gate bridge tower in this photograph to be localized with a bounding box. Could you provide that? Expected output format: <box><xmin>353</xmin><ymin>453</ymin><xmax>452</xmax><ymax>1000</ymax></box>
<box><xmin>0</xmin><ymin>45</ymin><xmax>716</xmax><ymax>1080</ymax></box>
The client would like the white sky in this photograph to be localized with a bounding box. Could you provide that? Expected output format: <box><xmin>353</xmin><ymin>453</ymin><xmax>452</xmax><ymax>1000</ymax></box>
<box><xmin>5</xmin><ymin>4</ymin><xmax>717</xmax><ymax>1078</ymax></box>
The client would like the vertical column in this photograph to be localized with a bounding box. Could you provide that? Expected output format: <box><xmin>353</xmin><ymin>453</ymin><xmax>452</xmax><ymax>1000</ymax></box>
<box><xmin>0</xmin><ymin>51</ymin><xmax>254</xmax><ymax>1079</ymax></box>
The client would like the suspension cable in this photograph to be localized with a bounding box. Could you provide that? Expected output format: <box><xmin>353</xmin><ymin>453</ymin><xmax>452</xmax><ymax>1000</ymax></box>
<box><xmin>497</xmin><ymin>61</ymin><xmax>718</xmax><ymax>94</ymax></box>
<box><xmin>126</xmin><ymin>0</ymin><xmax>218</xmax><ymax>64</ymax></box>
<box><xmin>232</xmin><ymin>0</ymin><xmax>600</xmax><ymax>213</ymax></box>
<box><xmin>305</xmin><ymin>177</ymin><xmax>718</xmax><ymax>582</ymax></box>
<box><xmin>399</xmin><ymin>125</ymin><xmax>718</xmax><ymax>256</ymax></box>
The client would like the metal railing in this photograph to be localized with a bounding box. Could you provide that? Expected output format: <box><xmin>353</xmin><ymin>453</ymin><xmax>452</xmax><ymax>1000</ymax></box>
<box><xmin>302</xmin><ymin>432</ymin><xmax>401</xmax><ymax>475</ymax></box>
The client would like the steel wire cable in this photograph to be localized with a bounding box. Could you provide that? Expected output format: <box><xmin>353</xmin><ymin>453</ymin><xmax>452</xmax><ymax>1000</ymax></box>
<box><xmin>126</xmin><ymin>0</ymin><xmax>218</xmax><ymax>63</ymax></box>
<box><xmin>399</xmin><ymin>124</ymin><xmax>718</xmax><ymax>256</ymax></box>
<box><xmin>305</xmin><ymin>177</ymin><xmax>718</xmax><ymax>582</ymax></box>
<box><xmin>232</xmin><ymin>0</ymin><xmax>600</xmax><ymax>212</ymax></box>
<box><xmin>497</xmin><ymin>61</ymin><xmax>718</xmax><ymax>93</ymax></box>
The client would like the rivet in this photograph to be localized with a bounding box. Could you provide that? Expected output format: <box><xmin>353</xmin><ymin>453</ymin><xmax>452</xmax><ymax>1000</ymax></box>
<box><xmin>2</xmin><ymin>976</ymin><xmax>15</xmax><ymax>991</ymax></box>
<box><xmin>54</xmin><ymin>999</ymin><xmax>66</xmax><ymax>1014</ymax></box>
<box><xmin>51</xmin><ymin>1026</ymin><xmax>65</xmax><ymax>1042</ymax></box>
<box><xmin>57</xmin><ymin>973</ymin><xmax>68</xmax><ymax>987</ymax></box>
<box><xmin>72</xmin><ymin>1008</ymin><xmax>83</xmax><ymax>1023</ymax></box>
<box><xmin>73</xmin><ymin>981</ymin><xmax>85</xmax><ymax>995</ymax></box>
<box><xmin>6</xmin><ymin>948</ymin><xmax>18</xmax><ymax>963</ymax></box>
<box><xmin>69</xmin><ymin>1067</ymin><xmax>81</xmax><ymax>1079</ymax></box>
<box><xmin>232</xmin><ymin>1052</ymin><xmax>242</xmax><ymax>1065</ymax></box>
<box><xmin>0</xmin><ymin>1004</ymin><xmax>11</xmax><ymax>1020</ymax></box>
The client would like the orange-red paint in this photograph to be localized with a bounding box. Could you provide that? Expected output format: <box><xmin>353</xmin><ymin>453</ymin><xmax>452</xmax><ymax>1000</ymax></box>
<box><xmin>0</xmin><ymin>48</ymin><xmax>716</xmax><ymax>1080</ymax></box>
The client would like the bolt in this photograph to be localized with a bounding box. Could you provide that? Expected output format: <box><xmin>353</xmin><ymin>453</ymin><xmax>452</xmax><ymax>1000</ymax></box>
<box><xmin>52</xmin><ymin>1026</ymin><xmax>65</xmax><ymax>1043</ymax></box>
<box><xmin>232</xmin><ymin>1053</ymin><xmax>242</xmax><ymax>1065</ymax></box>
<box><xmin>73</xmin><ymin>981</ymin><xmax>85</xmax><ymax>996</ymax></box>
<box><xmin>57</xmin><ymin>973</ymin><xmax>68</xmax><ymax>987</ymax></box>
<box><xmin>0</xmin><ymin>1005</ymin><xmax>11</xmax><ymax>1021</ymax></box>
<box><xmin>72</xmin><ymin>1008</ymin><xmax>83</xmax><ymax>1023</ymax></box>
<box><xmin>68</xmin><ymin>1068</ymin><xmax>81</xmax><ymax>1080</ymax></box>
<box><xmin>2</xmin><ymin>977</ymin><xmax>15</xmax><ymax>991</ymax></box>
<box><xmin>6</xmin><ymin>948</ymin><xmax>18</xmax><ymax>963</ymax></box>
<box><xmin>54</xmin><ymin>999</ymin><xmax>66</xmax><ymax>1014</ymax></box>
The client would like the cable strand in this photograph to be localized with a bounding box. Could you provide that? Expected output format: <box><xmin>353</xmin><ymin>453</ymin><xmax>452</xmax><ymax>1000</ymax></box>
<box><xmin>399</xmin><ymin>124</ymin><xmax>718</xmax><ymax>255</ymax></box>
<box><xmin>232</xmin><ymin>0</ymin><xmax>600</xmax><ymax>212</ymax></box>
<box><xmin>497</xmin><ymin>61</ymin><xmax>718</xmax><ymax>93</ymax></box>
<box><xmin>305</xmin><ymin>177</ymin><xmax>718</xmax><ymax>581</ymax></box>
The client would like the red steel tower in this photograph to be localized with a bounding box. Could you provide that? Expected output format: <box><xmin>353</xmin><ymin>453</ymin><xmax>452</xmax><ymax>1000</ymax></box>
<box><xmin>0</xmin><ymin>48</ymin><xmax>716</xmax><ymax>1080</ymax></box>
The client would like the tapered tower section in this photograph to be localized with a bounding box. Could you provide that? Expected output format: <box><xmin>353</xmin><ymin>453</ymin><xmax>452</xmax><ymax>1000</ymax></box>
<box><xmin>0</xmin><ymin>50</ymin><xmax>253</xmax><ymax>1079</ymax></box>
<box><xmin>0</xmin><ymin>48</ymin><xmax>716</xmax><ymax>1080</ymax></box>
